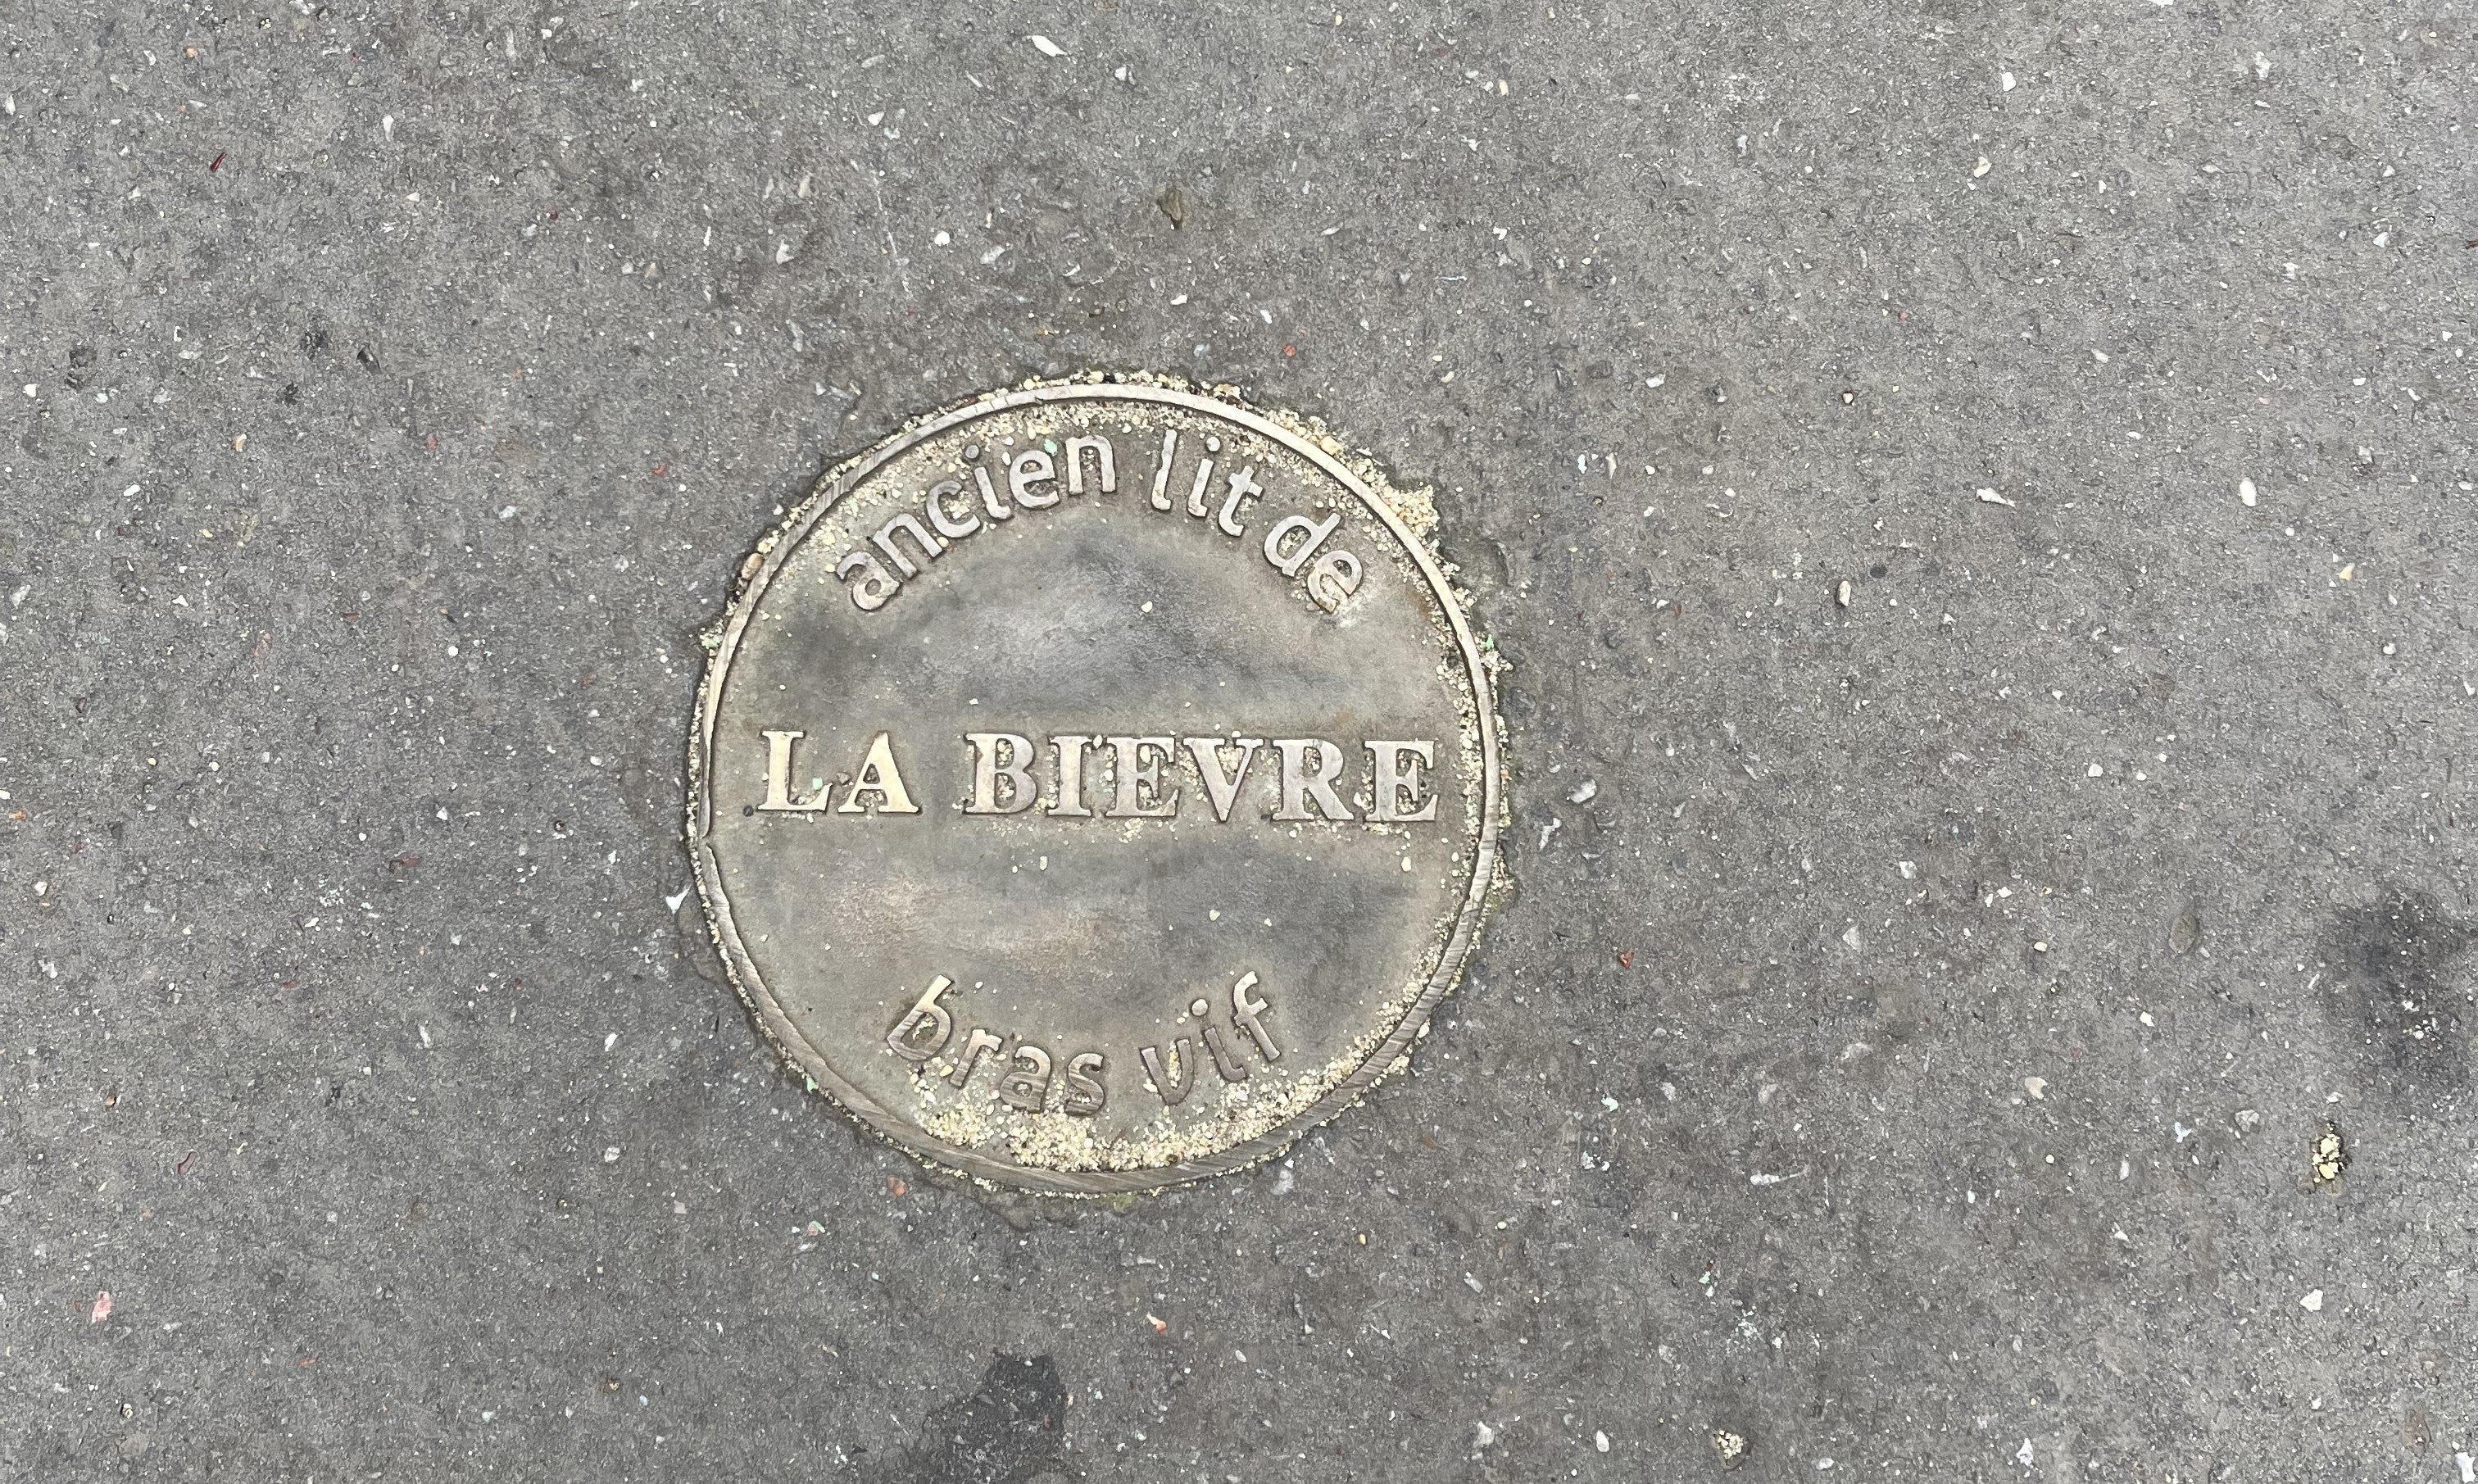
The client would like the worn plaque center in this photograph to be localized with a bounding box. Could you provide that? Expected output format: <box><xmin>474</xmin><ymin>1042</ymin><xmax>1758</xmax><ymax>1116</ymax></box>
<box><xmin>688</xmin><ymin>379</ymin><xmax>1499</xmax><ymax>1192</ymax></box>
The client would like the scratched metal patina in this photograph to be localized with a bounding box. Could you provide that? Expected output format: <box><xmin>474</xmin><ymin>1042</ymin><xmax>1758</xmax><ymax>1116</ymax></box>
<box><xmin>688</xmin><ymin>377</ymin><xmax>1500</xmax><ymax>1193</ymax></box>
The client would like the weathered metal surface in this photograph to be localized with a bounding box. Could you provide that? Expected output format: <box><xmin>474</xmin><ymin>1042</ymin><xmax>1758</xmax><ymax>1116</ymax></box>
<box><xmin>688</xmin><ymin>379</ymin><xmax>1499</xmax><ymax>1191</ymax></box>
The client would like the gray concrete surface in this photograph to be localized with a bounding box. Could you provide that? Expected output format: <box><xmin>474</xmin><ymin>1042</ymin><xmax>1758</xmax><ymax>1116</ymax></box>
<box><xmin>2</xmin><ymin>2</ymin><xmax>2472</xmax><ymax>1480</ymax></box>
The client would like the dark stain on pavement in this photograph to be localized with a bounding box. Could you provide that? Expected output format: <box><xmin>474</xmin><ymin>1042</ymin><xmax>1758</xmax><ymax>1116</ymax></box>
<box><xmin>870</xmin><ymin>1354</ymin><xmax>1070</xmax><ymax>1484</ymax></box>
<box><xmin>2322</xmin><ymin>888</ymin><xmax>2476</xmax><ymax>1092</ymax></box>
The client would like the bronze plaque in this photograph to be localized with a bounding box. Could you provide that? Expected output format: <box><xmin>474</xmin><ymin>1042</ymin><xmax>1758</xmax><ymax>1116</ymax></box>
<box><xmin>686</xmin><ymin>378</ymin><xmax>1500</xmax><ymax>1192</ymax></box>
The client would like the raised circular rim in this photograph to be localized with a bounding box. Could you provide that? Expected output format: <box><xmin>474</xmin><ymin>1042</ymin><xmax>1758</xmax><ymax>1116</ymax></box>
<box><xmin>685</xmin><ymin>377</ymin><xmax>1500</xmax><ymax>1194</ymax></box>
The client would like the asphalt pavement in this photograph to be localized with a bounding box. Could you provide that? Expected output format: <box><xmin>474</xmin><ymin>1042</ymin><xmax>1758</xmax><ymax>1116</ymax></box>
<box><xmin>1</xmin><ymin>2</ymin><xmax>2473</xmax><ymax>1480</ymax></box>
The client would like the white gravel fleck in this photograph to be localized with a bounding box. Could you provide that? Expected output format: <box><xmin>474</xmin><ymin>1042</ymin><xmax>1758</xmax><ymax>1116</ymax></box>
<box><xmin>1566</xmin><ymin>778</ymin><xmax>1597</xmax><ymax>805</ymax></box>
<box><xmin>2300</xmin><ymin>1288</ymin><xmax>2323</xmax><ymax>1311</ymax></box>
<box><xmin>2238</xmin><ymin>477</ymin><xmax>2258</xmax><ymax>506</ymax></box>
<box><xmin>1028</xmin><ymin>34</ymin><xmax>1067</xmax><ymax>57</ymax></box>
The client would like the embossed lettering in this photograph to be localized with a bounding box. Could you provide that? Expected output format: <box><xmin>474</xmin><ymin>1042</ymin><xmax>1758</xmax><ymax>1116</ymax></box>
<box><xmin>1063</xmin><ymin>435</ymin><xmax>1117</xmax><ymax>496</ymax></box>
<box><xmin>1105</xmin><ymin>736</ymin><xmax>1180</xmax><ymax>819</ymax></box>
<box><xmin>945</xmin><ymin>732</ymin><xmax>1436</xmax><ymax>826</ymax></box>
<box><xmin>1181</xmin><ymin>736</ymin><xmax>1262</xmax><ymax>824</ymax></box>
<box><xmin>1367</xmin><ymin>740</ymin><xmax>1439</xmax><ymax>823</ymax></box>
<box><xmin>924</xmin><ymin>478</ymin><xmax>981</xmax><ymax>539</ymax></box>
<box><xmin>837</xmin><ymin>731</ymin><xmax>921</xmax><ymax>815</ymax></box>
<box><xmin>973</xmin><ymin>461</ymin><xmax>1012</xmax><ymax>523</ymax></box>
<box><xmin>1048</xmin><ymin>734</ymin><xmax>1098</xmax><ymax>818</ymax></box>
<box><xmin>1262</xmin><ymin>511</ymin><xmax>1340</xmax><ymax>576</ymax></box>
<box><xmin>837</xmin><ymin>433</ymin><xmax>1365</xmax><ymax>617</ymax></box>
<box><xmin>1200</xmin><ymin>1022</ymin><xmax>1249</xmax><ymax>1082</ymax></box>
<box><xmin>1061</xmin><ymin>1052</ymin><xmax>1108</xmax><ymax>1115</ymax></box>
<box><xmin>1231</xmin><ymin>972</ymin><xmax>1278</xmax><ymax>1061</ymax></box>
<box><xmin>1009</xmin><ymin>447</ymin><xmax>1059</xmax><ymax>509</ymax></box>
<box><xmin>870</xmin><ymin>511</ymin><xmax>944</xmax><ymax>579</ymax></box>
<box><xmin>964</xmin><ymin>733</ymin><xmax>1039</xmax><ymax>815</ymax></box>
<box><xmin>946</xmin><ymin>1027</ymin><xmax>1005</xmax><ymax>1089</ymax></box>
<box><xmin>892</xmin><ymin>978</ymin><xmax>1110</xmax><ymax>1117</ymax></box>
<box><xmin>1141</xmin><ymin>982</ymin><xmax>1280</xmax><ymax>1104</ymax></box>
<box><xmin>1148</xmin><ymin>429</ymin><xmax>1179</xmax><ymax>511</ymax></box>
<box><xmin>1308</xmin><ymin>548</ymin><xmax>1363</xmax><ymax>612</ymax></box>
<box><xmin>1138</xmin><ymin>1039</ymin><xmax>1193</xmax><ymax>1107</ymax></box>
<box><xmin>1216</xmin><ymin>465</ymin><xmax>1264</xmax><ymax>538</ymax></box>
<box><xmin>835</xmin><ymin>547</ymin><xmax>901</xmax><ymax>611</ymax></box>
<box><xmin>885</xmin><ymin>975</ymin><xmax>955</xmax><ymax>1062</ymax></box>
<box><xmin>996</xmin><ymin>1044</ymin><xmax>1054</xmax><ymax>1111</ymax></box>
<box><xmin>758</xmin><ymin>728</ymin><xmax>832</xmax><ymax>812</ymax></box>
<box><xmin>1185</xmin><ymin>436</ymin><xmax>1220</xmax><ymax>519</ymax></box>
<box><xmin>1273</xmin><ymin>738</ymin><xmax>1355</xmax><ymax>822</ymax></box>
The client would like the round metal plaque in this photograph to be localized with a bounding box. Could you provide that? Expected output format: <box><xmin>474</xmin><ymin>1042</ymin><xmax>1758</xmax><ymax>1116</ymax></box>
<box><xmin>687</xmin><ymin>378</ymin><xmax>1499</xmax><ymax>1192</ymax></box>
